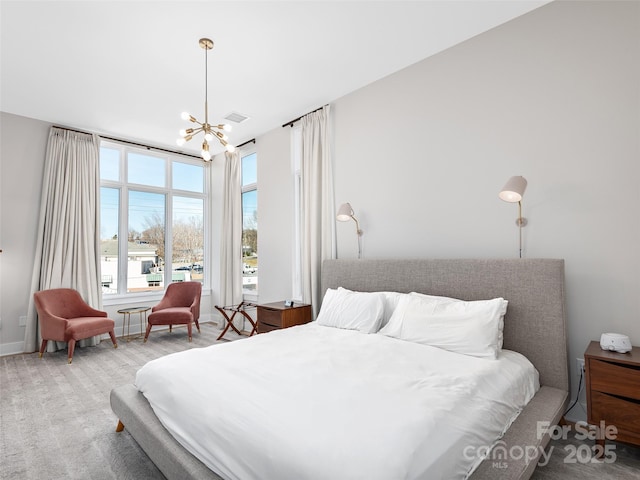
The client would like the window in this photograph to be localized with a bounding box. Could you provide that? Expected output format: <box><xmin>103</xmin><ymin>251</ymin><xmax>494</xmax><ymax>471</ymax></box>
<box><xmin>241</xmin><ymin>151</ymin><xmax>258</xmax><ymax>294</ymax></box>
<box><xmin>99</xmin><ymin>141</ymin><xmax>206</xmax><ymax>296</ymax></box>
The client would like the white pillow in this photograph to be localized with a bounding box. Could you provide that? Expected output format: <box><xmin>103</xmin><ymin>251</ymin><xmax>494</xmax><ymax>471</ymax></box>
<box><xmin>334</xmin><ymin>289</ymin><xmax>408</xmax><ymax>329</ymax></box>
<box><xmin>379</xmin><ymin>291</ymin><xmax>408</xmax><ymax>328</ymax></box>
<box><xmin>316</xmin><ymin>287</ymin><xmax>385</xmax><ymax>334</ymax></box>
<box><xmin>378</xmin><ymin>293</ymin><xmax>508</xmax><ymax>359</ymax></box>
<box><xmin>409</xmin><ymin>292</ymin><xmax>507</xmax><ymax>349</ymax></box>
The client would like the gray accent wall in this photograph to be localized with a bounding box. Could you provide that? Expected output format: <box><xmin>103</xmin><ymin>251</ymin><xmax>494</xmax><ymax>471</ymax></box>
<box><xmin>1</xmin><ymin>1</ymin><xmax>638</xmax><ymax>424</ymax></box>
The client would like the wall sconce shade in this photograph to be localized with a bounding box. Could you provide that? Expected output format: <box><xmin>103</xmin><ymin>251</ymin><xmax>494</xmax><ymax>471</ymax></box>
<box><xmin>499</xmin><ymin>176</ymin><xmax>527</xmax><ymax>203</ymax></box>
<box><xmin>336</xmin><ymin>202</ymin><xmax>363</xmax><ymax>259</ymax></box>
<box><xmin>337</xmin><ymin>203</ymin><xmax>354</xmax><ymax>221</ymax></box>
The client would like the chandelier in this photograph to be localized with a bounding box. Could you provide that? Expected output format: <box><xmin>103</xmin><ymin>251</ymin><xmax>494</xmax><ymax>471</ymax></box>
<box><xmin>176</xmin><ymin>38</ymin><xmax>234</xmax><ymax>161</ymax></box>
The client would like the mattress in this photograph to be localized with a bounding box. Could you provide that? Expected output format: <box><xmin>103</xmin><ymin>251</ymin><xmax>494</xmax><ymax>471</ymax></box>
<box><xmin>135</xmin><ymin>323</ymin><xmax>539</xmax><ymax>480</ymax></box>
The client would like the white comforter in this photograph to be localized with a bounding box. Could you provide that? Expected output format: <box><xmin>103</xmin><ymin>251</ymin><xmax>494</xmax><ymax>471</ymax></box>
<box><xmin>136</xmin><ymin>323</ymin><xmax>539</xmax><ymax>480</ymax></box>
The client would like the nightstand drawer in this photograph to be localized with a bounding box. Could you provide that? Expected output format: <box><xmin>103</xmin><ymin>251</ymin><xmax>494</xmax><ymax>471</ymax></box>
<box><xmin>257</xmin><ymin>302</ymin><xmax>312</xmax><ymax>333</ymax></box>
<box><xmin>590</xmin><ymin>391</ymin><xmax>640</xmax><ymax>432</ymax></box>
<box><xmin>258</xmin><ymin>308</ymin><xmax>283</xmax><ymax>328</ymax></box>
<box><xmin>257</xmin><ymin>321</ymin><xmax>280</xmax><ymax>334</ymax></box>
<box><xmin>589</xmin><ymin>359</ymin><xmax>640</xmax><ymax>400</ymax></box>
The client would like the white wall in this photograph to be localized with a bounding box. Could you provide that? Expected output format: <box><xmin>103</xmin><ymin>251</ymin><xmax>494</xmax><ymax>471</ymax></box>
<box><xmin>252</xmin><ymin>126</ymin><xmax>295</xmax><ymax>303</ymax></box>
<box><xmin>256</xmin><ymin>0</ymin><xmax>640</xmax><ymax>422</ymax></box>
<box><xmin>0</xmin><ymin>113</ymin><xmax>49</xmax><ymax>354</ymax></box>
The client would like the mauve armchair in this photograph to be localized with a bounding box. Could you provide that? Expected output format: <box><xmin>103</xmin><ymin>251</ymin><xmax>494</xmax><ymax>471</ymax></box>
<box><xmin>144</xmin><ymin>281</ymin><xmax>202</xmax><ymax>343</ymax></box>
<box><xmin>33</xmin><ymin>288</ymin><xmax>117</xmax><ymax>364</ymax></box>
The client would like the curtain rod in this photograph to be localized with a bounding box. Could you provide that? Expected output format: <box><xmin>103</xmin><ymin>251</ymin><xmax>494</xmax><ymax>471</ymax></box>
<box><xmin>236</xmin><ymin>138</ymin><xmax>256</xmax><ymax>149</ymax></box>
<box><xmin>282</xmin><ymin>104</ymin><xmax>328</xmax><ymax>128</ymax></box>
<box><xmin>52</xmin><ymin>125</ymin><xmax>202</xmax><ymax>160</ymax></box>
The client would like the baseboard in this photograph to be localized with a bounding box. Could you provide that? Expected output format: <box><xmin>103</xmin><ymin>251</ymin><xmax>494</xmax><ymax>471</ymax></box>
<box><xmin>0</xmin><ymin>341</ymin><xmax>25</xmax><ymax>357</ymax></box>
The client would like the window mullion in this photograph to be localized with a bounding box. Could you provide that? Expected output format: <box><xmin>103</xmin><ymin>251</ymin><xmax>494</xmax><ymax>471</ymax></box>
<box><xmin>118</xmin><ymin>187</ymin><xmax>128</xmax><ymax>295</ymax></box>
<box><xmin>164</xmin><ymin>194</ymin><xmax>173</xmax><ymax>287</ymax></box>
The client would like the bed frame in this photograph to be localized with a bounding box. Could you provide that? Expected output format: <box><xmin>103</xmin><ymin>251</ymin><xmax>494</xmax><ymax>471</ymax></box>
<box><xmin>111</xmin><ymin>258</ymin><xmax>568</xmax><ymax>480</ymax></box>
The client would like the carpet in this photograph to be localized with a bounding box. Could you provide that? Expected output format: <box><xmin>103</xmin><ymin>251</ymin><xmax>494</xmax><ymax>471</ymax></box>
<box><xmin>0</xmin><ymin>322</ymin><xmax>239</xmax><ymax>480</ymax></box>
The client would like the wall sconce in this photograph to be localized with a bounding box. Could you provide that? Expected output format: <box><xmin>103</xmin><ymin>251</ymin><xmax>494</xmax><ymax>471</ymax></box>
<box><xmin>499</xmin><ymin>176</ymin><xmax>528</xmax><ymax>258</ymax></box>
<box><xmin>336</xmin><ymin>202</ymin><xmax>363</xmax><ymax>259</ymax></box>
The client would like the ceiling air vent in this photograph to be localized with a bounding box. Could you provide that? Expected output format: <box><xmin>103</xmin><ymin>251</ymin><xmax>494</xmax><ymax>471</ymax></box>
<box><xmin>224</xmin><ymin>111</ymin><xmax>250</xmax><ymax>124</ymax></box>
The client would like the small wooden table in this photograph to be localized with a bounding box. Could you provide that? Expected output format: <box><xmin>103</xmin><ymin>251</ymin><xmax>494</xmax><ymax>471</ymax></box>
<box><xmin>584</xmin><ymin>340</ymin><xmax>640</xmax><ymax>451</ymax></box>
<box><xmin>117</xmin><ymin>306</ymin><xmax>151</xmax><ymax>341</ymax></box>
<box><xmin>257</xmin><ymin>302</ymin><xmax>311</xmax><ymax>333</ymax></box>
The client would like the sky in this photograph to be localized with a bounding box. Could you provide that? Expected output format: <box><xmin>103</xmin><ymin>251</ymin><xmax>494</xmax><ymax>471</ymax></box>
<box><xmin>99</xmin><ymin>146</ymin><xmax>257</xmax><ymax>239</ymax></box>
<box><xmin>100</xmin><ymin>146</ymin><xmax>204</xmax><ymax>239</ymax></box>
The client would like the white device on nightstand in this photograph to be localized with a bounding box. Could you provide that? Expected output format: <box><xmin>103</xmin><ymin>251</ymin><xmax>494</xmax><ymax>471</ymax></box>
<box><xmin>600</xmin><ymin>332</ymin><xmax>632</xmax><ymax>353</ymax></box>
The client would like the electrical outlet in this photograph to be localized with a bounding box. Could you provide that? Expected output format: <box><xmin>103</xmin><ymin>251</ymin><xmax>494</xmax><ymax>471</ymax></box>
<box><xmin>19</xmin><ymin>315</ymin><xmax>27</xmax><ymax>327</ymax></box>
<box><xmin>576</xmin><ymin>358</ymin><xmax>585</xmax><ymax>376</ymax></box>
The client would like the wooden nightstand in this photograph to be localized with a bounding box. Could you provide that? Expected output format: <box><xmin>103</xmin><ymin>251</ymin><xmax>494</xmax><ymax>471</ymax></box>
<box><xmin>257</xmin><ymin>302</ymin><xmax>311</xmax><ymax>333</ymax></box>
<box><xmin>584</xmin><ymin>340</ymin><xmax>640</xmax><ymax>448</ymax></box>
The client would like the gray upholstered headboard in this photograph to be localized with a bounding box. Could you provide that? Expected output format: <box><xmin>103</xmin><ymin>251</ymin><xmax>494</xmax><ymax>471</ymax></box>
<box><xmin>321</xmin><ymin>258</ymin><xmax>568</xmax><ymax>392</ymax></box>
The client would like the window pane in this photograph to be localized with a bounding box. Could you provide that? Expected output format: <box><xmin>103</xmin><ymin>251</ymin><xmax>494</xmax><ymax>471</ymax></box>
<box><xmin>242</xmin><ymin>189</ymin><xmax>258</xmax><ymax>292</ymax></box>
<box><xmin>128</xmin><ymin>191</ymin><xmax>165</xmax><ymax>292</ymax></box>
<box><xmin>173</xmin><ymin>161</ymin><xmax>204</xmax><ymax>193</ymax></box>
<box><xmin>128</xmin><ymin>152</ymin><xmax>165</xmax><ymax>187</ymax></box>
<box><xmin>100</xmin><ymin>187</ymin><xmax>119</xmax><ymax>293</ymax></box>
<box><xmin>242</xmin><ymin>152</ymin><xmax>257</xmax><ymax>186</ymax></box>
<box><xmin>100</xmin><ymin>147</ymin><xmax>120</xmax><ymax>181</ymax></box>
<box><xmin>172</xmin><ymin>196</ymin><xmax>204</xmax><ymax>284</ymax></box>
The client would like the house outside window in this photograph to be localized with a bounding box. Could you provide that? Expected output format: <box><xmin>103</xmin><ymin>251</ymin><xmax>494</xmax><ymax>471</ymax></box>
<box><xmin>241</xmin><ymin>150</ymin><xmax>258</xmax><ymax>294</ymax></box>
<box><xmin>99</xmin><ymin>141</ymin><xmax>207</xmax><ymax>296</ymax></box>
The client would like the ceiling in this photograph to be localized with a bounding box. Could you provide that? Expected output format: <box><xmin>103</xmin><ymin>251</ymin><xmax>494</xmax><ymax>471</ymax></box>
<box><xmin>0</xmin><ymin>1</ymin><xmax>550</xmax><ymax>156</ymax></box>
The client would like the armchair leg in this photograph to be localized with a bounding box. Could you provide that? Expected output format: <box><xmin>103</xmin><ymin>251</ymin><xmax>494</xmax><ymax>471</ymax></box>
<box><xmin>39</xmin><ymin>339</ymin><xmax>48</xmax><ymax>358</ymax></box>
<box><xmin>116</xmin><ymin>420</ymin><xmax>125</xmax><ymax>432</ymax></box>
<box><xmin>195</xmin><ymin>318</ymin><xmax>201</xmax><ymax>333</ymax></box>
<box><xmin>187</xmin><ymin>322</ymin><xmax>192</xmax><ymax>342</ymax></box>
<box><xmin>108</xmin><ymin>330</ymin><xmax>118</xmax><ymax>349</ymax></box>
<box><xmin>144</xmin><ymin>323</ymin><xmax>152</xmax><ymax>343</ymax></box>
<box><xmin>67</xmin><ymin>339</ymin><xmax>76</xmax><ymax>364</ymax></box>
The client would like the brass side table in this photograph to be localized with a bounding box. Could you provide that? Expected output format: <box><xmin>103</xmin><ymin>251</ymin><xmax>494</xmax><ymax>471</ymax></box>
<box><xmin>117</xmin><ymin>306</ymin><xmax>151</xmax><ymax>341</ymax></box>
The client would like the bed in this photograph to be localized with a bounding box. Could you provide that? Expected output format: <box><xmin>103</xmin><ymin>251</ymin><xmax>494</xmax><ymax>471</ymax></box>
<box><xmin>110</xmin><ymin>258</ymin><xmax>569</xmax><ymax>480</ymax></box>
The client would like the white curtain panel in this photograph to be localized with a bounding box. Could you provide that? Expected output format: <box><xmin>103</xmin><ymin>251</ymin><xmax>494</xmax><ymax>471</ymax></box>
<box><xmin>301</xmin><ymin>105</ymin><xmax>336</xmax><ymax>317</ymax></box>
<box><xmin>24</xmin><ymin>127</ymin><xmax>102</xmax><ymax>353</ymax></box>
<box><xmin>219</xmin><ymin>151</ymin><xmax>243</xmax><ymax>314</ymax></box>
